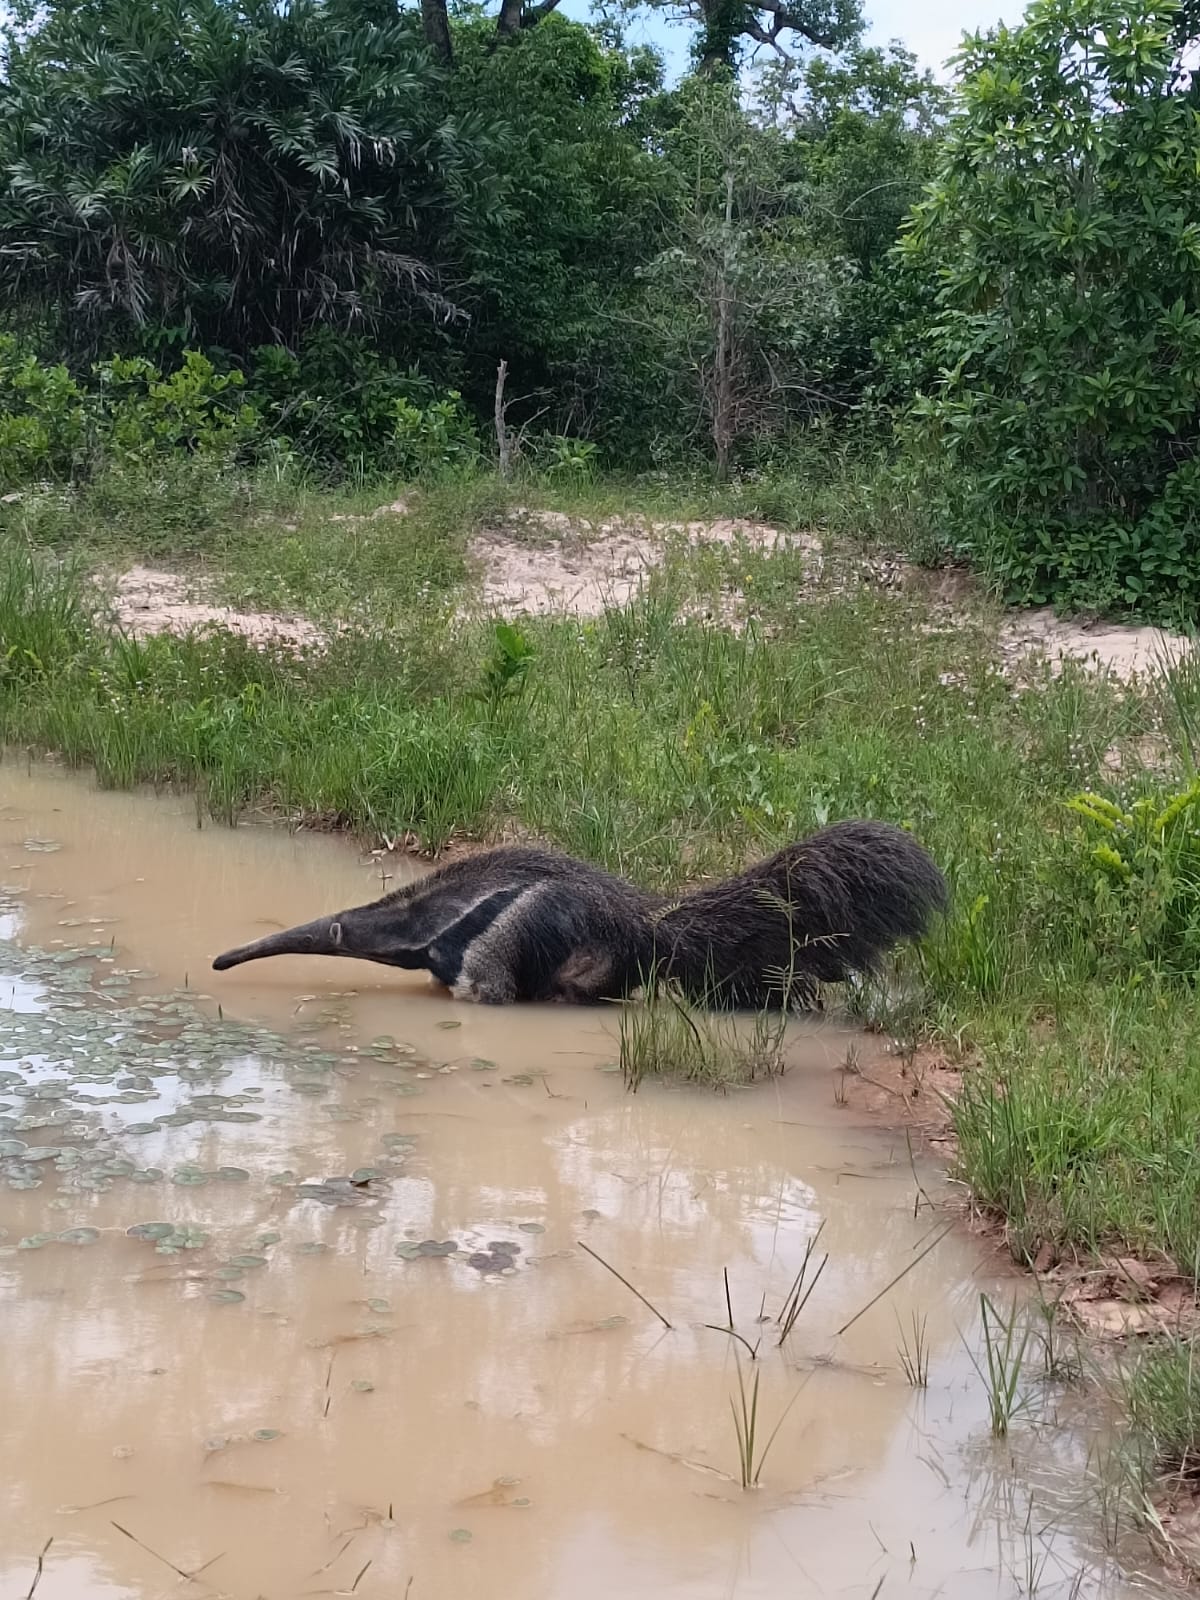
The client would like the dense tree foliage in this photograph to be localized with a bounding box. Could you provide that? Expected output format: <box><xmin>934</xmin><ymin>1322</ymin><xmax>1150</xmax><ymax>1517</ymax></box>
<box><xmin>443</xmin><ymin>17</ymin><xmax>675</xmax><ymax>445</ymax></box>
<box><xmin>6</xmin><ymin>0</ymin><xmax>1200</xmax><ymax>621</ymax></box>
<box><xmin>900</xmin><ymin>0</ymin><xmax>1200</xmax><ymax>618</ymax></box>
<box><xmin>646</xmin><ymin>0</ymin><xmax>863</xmax><ymax>77</ymax></box>
<box><xmin>0</xmin><ymin>0</ymin><xmax>939</xmax><ymax>467</ymax></box>
<box><xmin>0</xmin><ymin>0</ymin><xmax>503</xmax><ymax>355</ymax></box>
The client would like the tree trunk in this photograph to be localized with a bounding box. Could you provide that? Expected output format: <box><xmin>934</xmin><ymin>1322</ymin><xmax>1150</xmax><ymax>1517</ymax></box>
<box><xmin>496</xmin><ymin>0</ymin><xmax>523</xmax><ymax>36</ymax></box>
<box><xmin>711</xmin><ymin>166</ymin><xmax>735</xmax><ymax>481</ymax></box>
<box><xmin>495</xmin><ymin>359</ymin><xmax>512</xmax><ymax>479</ymax></box>
<box><xmin>420</xmin><ymin>0</ymin><xmax>453</xmax><ymax>64</ymax></box>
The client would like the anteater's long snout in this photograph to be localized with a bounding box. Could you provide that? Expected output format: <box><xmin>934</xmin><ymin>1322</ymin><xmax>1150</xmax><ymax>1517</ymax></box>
<box><xmin>212</xmin><ymin>914</ymin><xmax>345</xmax><ymax>972</ymax></box>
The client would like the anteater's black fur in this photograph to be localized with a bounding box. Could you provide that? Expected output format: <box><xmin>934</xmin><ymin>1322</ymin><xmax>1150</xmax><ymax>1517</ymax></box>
<box><xmin>212</xmin><ymin>819</ymin><xmax>948</xmax><ymax>1010</ymax></box>
<box><xmin>650</xmin><ymin>820</ymin><xmax>951</xmax><ymax>1009</ymax></box>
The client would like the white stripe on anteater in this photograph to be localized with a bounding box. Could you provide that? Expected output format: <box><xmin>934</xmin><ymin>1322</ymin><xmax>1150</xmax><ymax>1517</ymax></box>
<box><xmin>452</xmin><ymin>884</ymin><xmax>546</xmax><ymax>1004</ymax></box>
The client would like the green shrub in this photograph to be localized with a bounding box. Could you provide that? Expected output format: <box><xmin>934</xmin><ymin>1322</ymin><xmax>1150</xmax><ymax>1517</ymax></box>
<box><xmin>0</xmin><ymin>336</ymin><xmax>481</xmax><ymax>489</ymax></box>
<box><xmin>96</xmin><ymin>352</ymin><xmax>258</xmax><ymax>459</ymax></box>
<box><xmin>0</xmin><ymin>336</ymin><xmax>88</xmax><ymax>484</ymax></box>
<box><xmin>1061</xmin><ymin>783</ymin><xmax>1200</xmax><ymax>979</ymax></box>
<box><xmin>0</xmin><ymin>344</ymin><xmax>257</xmax><ymax>488</ymax></box>
<box><xmin>244</xmin><ymin>332</ymin><xmax>478</xmax><ymax>474</ymax></box>
<box><xmin>896</xmin><ymin>0</ymin><xmax>1200</xmax><ymax>621</ymax></box>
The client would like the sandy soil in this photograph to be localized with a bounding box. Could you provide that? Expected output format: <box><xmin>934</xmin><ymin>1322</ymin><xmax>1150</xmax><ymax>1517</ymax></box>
<box><xmin>96</xmin><ymin>506</ymin><xmax>1193</xmax><ymax>684</ymax></box>
<box><xmin>998</xmin><ymin>609</ymin><xmax>1190</xmax><ymax>681</ymax></box>
<box><xmin>470</xmin><ymin>509</ymin><xmax>821</xmax><ymax>618</ymax></box>
<box><xmin>474</xmin><ymin>509</ymin><xmax>1194</xmax><ymax>682</ymax></box>
<box><xmin>105</xmin><ymin>565</ymin><xmax>324</xmax><ymax>650</ymax></box>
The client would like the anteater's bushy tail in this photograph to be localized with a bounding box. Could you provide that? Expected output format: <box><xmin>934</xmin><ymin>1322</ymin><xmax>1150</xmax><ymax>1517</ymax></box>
<box><xmin>651</xmin><ymin>819</ymin><xmax>949</xmax><ymax>1008</ymax></box>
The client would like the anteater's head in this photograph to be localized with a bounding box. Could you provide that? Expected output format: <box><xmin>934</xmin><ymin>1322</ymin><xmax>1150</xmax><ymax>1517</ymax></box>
<box><xmin>211</xmin><ymin>887</ymin><xmax>427</xmax><ymax>974</ymax></box>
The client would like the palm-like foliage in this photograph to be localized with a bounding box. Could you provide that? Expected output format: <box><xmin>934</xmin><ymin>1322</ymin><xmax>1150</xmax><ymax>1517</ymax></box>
<box><xmin>0</xmin><ymin>0</ymin><xmax>504</xmax><ymax>353</ymax></box>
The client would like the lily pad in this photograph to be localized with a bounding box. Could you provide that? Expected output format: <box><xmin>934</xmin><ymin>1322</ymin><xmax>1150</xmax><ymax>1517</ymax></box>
<box><xmin>228</xmin><ymin>1254</ymin><xmax>267</xmax><ymax>1270</ymax></box>
<box><xmin>58</xmin><ymin>1227</ymin><xmax>101</xmax><ymax>1245</ymax></box>
<box><xmin>252</xmin><ymin>1428</ymin><xmax>282</xmax><ymax>1442</ymax></box>
<box><xmin>127</xmin><ymin>1222</ymin><xmax>175</xmax><ymax>1241</ymax></box>
<box><xmin>207</xmin><ymin>1289</ymin><xmax>246</xmax><ymax>1305</ymax></box>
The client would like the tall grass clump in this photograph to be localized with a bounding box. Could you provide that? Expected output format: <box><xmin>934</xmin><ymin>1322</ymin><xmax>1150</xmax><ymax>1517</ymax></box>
<box><xmin>1122</xmin><ymin>1338</ymin><xmax>1200</xmax><ymax>1490</ymax></box>
<box><xmin>619</xmin><ymin>980</ymin><xmax>789</xmax><ymax>1092</ymax></box>
<box><xmin>953</xmin><ymin>994</ymin><xmax>1200</xmax><ymax>1271</ymax></box>
<box><xmin>0</xmin><ymin>546</ymin><xmax>92</xmax><ymax>687</ymax></box>
<box><xmin>896</xmin><ymin>1309</ymin><xmax>931</xmax><ymax>1387</ymax></box>
<box><xmin>728</xmin><ymin>1360</ymin><xmax>802</xmax><ymax>1490</ymax></box>
<box><xmin>970</xmin><ymin>1293</ymin><xmax>1034</xmax><ymax>1438</ymax></box>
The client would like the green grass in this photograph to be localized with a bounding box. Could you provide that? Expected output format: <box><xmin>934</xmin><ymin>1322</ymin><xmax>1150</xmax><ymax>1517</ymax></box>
<box><xmin>1124</xmin><ymin>1339</ymin><xmax>1200</xmax><ymax>1487</ymax></box>
<box><xmin>954</xmin><ymin>996</ymin><xmax>1200</xmax><ymax>1271</ymax></box>
<box><xmin>728</xmin><ymin>1359</ymin><xmax>802</xmax><ymax>1489</ymax></box>
<box><xmin>619</xmin><ymin>981</ymin><xmax>789</xmax><ymax>1092</ymax></box>
<box><xmin>970</xmin><ymin>1292</ymin><xmax>1036</xmax><ymax>1438</ymax></box>
<box><xmin>896</xmin><ymin>1308</ymin><xmax>931</xmax><ymax>1387</ymax></box>
<box><xmin>5</xmin><ymin>455</ymin><xmax>1200</xmax><ymax>1486</ymax></box>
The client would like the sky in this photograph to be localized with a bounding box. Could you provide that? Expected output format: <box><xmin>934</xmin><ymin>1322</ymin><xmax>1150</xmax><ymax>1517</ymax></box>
<box><xmin>561</xmin><ymin>0</ymin><xmax>1017</xmax><ymax>84</ymax></box>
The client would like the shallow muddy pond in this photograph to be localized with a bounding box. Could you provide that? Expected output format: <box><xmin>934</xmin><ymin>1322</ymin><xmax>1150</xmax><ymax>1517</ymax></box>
<box><xmin>0</xmin><ymin>763</ymin><xmax>1173</xmax><ymax>1599</ymax></box>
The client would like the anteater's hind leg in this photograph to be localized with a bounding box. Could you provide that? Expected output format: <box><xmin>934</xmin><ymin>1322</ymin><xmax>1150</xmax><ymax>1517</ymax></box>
<box><xmin>547</xmin><ymin>948</ymin><xmax>623</xmax><ymax>1005</ymax></box>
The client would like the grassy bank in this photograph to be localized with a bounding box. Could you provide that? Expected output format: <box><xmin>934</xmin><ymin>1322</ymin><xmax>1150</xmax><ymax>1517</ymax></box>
<box><xmin>4</xmin><ymin>467</ymin><xmax>1200</xmax><ymax>1539</ymax></box>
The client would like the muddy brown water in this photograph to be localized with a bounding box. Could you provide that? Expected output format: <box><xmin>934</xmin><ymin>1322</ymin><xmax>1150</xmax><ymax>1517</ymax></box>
<box><xmin>0</xmin><ymin>764</ymin><xmax>1171</xmax><ymax>1599</ymax></box>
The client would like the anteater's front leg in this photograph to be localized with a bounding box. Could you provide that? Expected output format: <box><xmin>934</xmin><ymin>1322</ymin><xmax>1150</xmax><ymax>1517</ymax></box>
<box><xmin>451</xmin><ymin>971</ymin><xmax>519</xmax><ymax>1005</ymax></box>
<box><xmin>447</xmin><ymin>884</ymin><xmax>544</xmax><ymax>1004</ymax></box>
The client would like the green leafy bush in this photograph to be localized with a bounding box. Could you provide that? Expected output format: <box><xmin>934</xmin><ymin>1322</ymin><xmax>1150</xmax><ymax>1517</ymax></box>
<box><xmin>95</xmin><ymin>352</ymin><xmax>258</xmax><ymax>459</ymax></box>
<box><xmin>389</xmin><ymin>394</ymin><xmax>479</xmax><ymax>479</ymax></box>
<box><xmin>1064</xmin><ymin>783</ymin><xmax>1200</xmax><ymax>977</ymax></box>
<box><xmin>0</xmin><ymin>343</ymin><xmax>256</xmax><ymax>486</ymax></box>
<box><xmin>244</xmin><ymin>333</ymin><xmax>478</xmax><ymax>477</ymax></box>
<box><xmin>0</xmin><ymin>336</ymin><xmax>87</xmax><ymax>484</ymax></box>
<box><xmin>897</xmin><ymin>0</ymin><xmax>1200</xmax><ymax>620</ymax></box>
<box><xmin>0</xmin><ymin>337</ymin><xmax>482</xmax><ymax>488</ymax></box>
